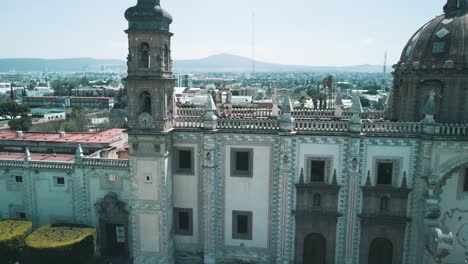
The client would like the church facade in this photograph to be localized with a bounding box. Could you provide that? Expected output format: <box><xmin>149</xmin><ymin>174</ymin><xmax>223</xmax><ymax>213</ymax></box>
<box><xmin>1</xmin><ymin>0</ymin><xmax>468</xmax><ymax>263</ymax></box>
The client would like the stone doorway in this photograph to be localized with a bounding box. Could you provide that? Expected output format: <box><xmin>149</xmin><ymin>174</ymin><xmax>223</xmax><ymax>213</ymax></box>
<box><xmin>95</xmin><ymin>193</ymin><xmax>130</xmax><ymax>258</ymax></box>
<box><xmin>368</xmin><ymin>238</ymin><xmax>393</xmax><ymax>264</ymax></box>
<box><xmin>303</xmin><ymin>233</ymin><xmax>326</xmax><ymax>264</ymax></box>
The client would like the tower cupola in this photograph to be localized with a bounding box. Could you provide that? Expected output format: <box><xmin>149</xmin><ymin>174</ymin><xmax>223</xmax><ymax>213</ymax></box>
<box><xmin>125</xmin><ymin>0</ymin><xmax>173</xmax><ymax>31</ymax></box>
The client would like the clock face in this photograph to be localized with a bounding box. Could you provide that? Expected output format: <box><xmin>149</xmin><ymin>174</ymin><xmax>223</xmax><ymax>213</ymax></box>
<box><xmin>138</xmin><ymin>112</ymin><xmax>154</xmax><ymax>129</ymax></box>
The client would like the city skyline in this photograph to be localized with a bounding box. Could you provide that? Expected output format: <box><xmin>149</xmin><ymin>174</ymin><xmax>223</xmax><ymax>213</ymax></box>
<box><xmin>2</xmin><ymin>0</ymin><xmax>445</xmax><ymax>66</ymax></box>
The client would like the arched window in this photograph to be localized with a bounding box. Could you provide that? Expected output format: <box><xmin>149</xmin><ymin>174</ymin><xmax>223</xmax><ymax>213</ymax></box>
<box><xmin>303</xmin><ymin>233</ymin><xmax>326</xmax><ymax>264</ymax></box>
<box><xmin>380</xmin><ymin>197</ymin><xmax>389</xmax><ymax>212</ymax></box>
<box><xmin>368</xmin><ymin>238</ymin><xmax>393</xmax><ymax>264</ymax></box>
<box><xmin>139</xmin><ymin>43</ymin><xmax>150</xmax><ymax>69</ymax></box>
<box><xmin>313</xmin><ymin>193</ymin><xmax>321</xmax><ymax>208</ymax></box>
<box><xmin>164</xmin><ymin>44</ymin><xmax>169</xmax><ymax>71</ymax></box>
<box><xmin>139</xmin><ymin>92</ymin><xmax>152</xmax><ymax>114</ymax></box>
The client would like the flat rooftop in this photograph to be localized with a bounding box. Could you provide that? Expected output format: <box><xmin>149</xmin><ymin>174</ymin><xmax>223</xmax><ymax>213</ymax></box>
<box><xmin>0</xmin><ymin>129</ymin><xmax>125</xmax><ymax>144</ymax></box>
<box><xmin>0</xmin><ymin>152</ymin><xmax>75</xmax><ymax>162</ymax></box>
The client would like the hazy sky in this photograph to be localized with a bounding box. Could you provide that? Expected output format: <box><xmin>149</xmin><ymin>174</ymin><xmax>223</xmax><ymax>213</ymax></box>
<box><xmin>1</xmin><ymin>0</ymin><xmax>446</xmax><ymax>66</ymax></box>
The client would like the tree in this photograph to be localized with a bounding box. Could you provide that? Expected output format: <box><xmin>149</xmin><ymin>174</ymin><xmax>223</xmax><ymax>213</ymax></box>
<box><xmin>64</xmin><ymin>107</ymin><xmax>91</xmax><ymax>132</ymax></box>
<box><xmin>255</xmin><ymin>92</ymin><xmax>264</xmax><ymax>100</ymax></box>
<box><xmin>360</xmin><ymin>96</ymin><xmax>371</xmax><ymax>108</ymax></box>
<box><xmin>0</xmin><ymin>102</ymin><xmax>30</xmax><ymax>120</ymax></box>
<box><xmin>8</xmin><ymin>117</ymin><xmax>33</xmax><ymax>131</ymax></box>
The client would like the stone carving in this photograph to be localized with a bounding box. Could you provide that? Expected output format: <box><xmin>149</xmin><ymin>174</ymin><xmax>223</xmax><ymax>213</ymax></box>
<box><xmin>428</xmin><ymin>227</ymin><xmax>453</xmax><ymax>260</ymax></box>
<box><xmin>138</xmin><ymin>112</ymin><xmax>155</xmax><ymax>129</ymax></box>
<box><xmin>95</xmin><ymin>192</ymin><xmax>129</xmax><ymax>223</ymax></box>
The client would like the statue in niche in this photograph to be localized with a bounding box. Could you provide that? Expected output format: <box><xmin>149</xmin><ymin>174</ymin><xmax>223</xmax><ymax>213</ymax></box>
<box><xmin>157</xmin><ymin>52</ymin><xmax>164</xmax><ymax>71</ymax></box>
<box><xmin>139</xmin><ymin>43</ymin><xmax>150</xmax><ymax>69</ymax></box>
<box><xmin>352</xmin><ymin>158</ymin><xmax>358</xmax><ymax>172</ymax></box>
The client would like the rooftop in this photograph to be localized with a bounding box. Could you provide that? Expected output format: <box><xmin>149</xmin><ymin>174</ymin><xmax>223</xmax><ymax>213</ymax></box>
<box><xmin>0</xmin><ymin>152</ymin><xmax>75</xmax><ymax>162</ymax></box>
<box><xmin>0</xmin><ymin>129</ymin><xmax>125</xmax><ymax>144</ymax></box>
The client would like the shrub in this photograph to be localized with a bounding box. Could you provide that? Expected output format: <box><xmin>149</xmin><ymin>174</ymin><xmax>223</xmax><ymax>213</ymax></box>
<box><xmin>0</xmin><ymin>220</ymin><xmax>33</xmax><ymax>262</ymax></box>
<box><xmin>24</xmin><ymin>224</ymin><xmax>96</xmax><ymax>264</ymax></box>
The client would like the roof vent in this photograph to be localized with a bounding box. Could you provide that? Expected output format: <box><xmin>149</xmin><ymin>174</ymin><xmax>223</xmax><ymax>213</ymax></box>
<box><xmin>16</xmin><ymin>131</ymin><xmax>23</xmax><ymax>137</ymax></box>
<box><xmin>59</xmin><ymin>131</ymin><xmax>66</xmax><ymax>138</ymax></box>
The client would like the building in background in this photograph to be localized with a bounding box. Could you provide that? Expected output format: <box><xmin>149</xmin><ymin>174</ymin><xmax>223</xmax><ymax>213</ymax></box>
<box><xmin>0</xmin><ymin>1</ymin><xmax>467</xmax><ymax>264</ymax></box>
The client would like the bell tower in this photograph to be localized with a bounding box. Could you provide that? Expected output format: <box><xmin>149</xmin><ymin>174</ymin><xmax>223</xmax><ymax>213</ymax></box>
<box><xmin>125</xmin><ymin>1</ymin><xmax>175</xmax><ymax>263</ymax></box>
<box><xmin>125</xmin><ymin>0</ymin><xmax>175</xmax><ymax>131</ymax></box>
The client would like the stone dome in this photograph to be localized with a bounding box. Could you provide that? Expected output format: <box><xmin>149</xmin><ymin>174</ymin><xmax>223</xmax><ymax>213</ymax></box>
<box><xmin>388</xmin><ymin>1</ymin><xmax>468</xmax><ymax>123</ymax></box>
<box><xmin>396</xmin><ymin>0</ymin><xmax>468</xmax><ymax>71</ymax></box>
<box><xmin>125</xmin><ymin>0</ymin><xmax>173</xmax><ymax>31</ymax></box>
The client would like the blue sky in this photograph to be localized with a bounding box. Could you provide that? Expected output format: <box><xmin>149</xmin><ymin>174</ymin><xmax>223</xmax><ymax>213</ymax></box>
<box><xmin>1</xmin><ymin>0</ymin><xmax>446</xmax><ymax>66</ymax></box>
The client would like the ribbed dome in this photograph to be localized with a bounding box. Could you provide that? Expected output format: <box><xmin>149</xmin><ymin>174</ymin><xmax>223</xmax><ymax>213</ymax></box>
<box><xmin>396</xmin><ymin>0</ymin><xmax>468</xmax><ymax>70</ymax></box>
<box><xmin>125</xmin><ymin>0</ymin><xmax>173</xmax><ymax>31</ymax></box>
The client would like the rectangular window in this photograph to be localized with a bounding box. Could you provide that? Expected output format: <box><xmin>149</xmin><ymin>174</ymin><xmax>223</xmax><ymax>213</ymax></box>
<box><xmin>56</xmin><ymin>177</ymin><xmax>65</xmax><ymax>185</ymax></box>
<box><xmin>174</xmin><ymin>208</ymin><xmax>193</xmax><ymax>236</ymax></box>
<box><xmin>377</xmin><ymin>162</ymin><xmax>393</xmax><ymax>185</ymax></box>
<box><xmin>464</xmin><ymin>168</ymin><xmax>468</xmax><ymax>192</ymax></box>
<box><xmin>231</xmin><ymin>149</ymin><xmax>253</xmax><ymax>178</ymax></box>
<box><xmin>232</xmin><ymin>211</ymin><xmax>252</xmax><ymax>240</ymax></box>
<box><xmin>310</xmin><ymin>160</ymin><xmax>326</xmax><ymax>182</ymax></box>
<box><xmin>174</xmin><ymin>148</ymin><xmax>194</xmax><ymax>175</ymax></box>
<box><xmin>16</xmin><ymin>212</ymin><xmax>26</xmax><ymax>219</ymax></box>
<box><xmin>15</xmin><ymin>176</ymin><xmax>23</xmax><ymax>183</ymax></box>
<box><xmin>108</xmin><ymin>174</ymin><xmax>118</xmax><ymax>182</ymax></box>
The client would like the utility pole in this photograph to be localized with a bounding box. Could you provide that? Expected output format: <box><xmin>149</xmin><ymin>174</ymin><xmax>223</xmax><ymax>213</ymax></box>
<box><xmin>251</xmin><ymin>12</ymin><xmax>255</xmax><ymax>79</ymax></box>
<box><xmin>383</xmin><ymin>51</ymin><xmax>388</xmax><ymax>91</ymax></box>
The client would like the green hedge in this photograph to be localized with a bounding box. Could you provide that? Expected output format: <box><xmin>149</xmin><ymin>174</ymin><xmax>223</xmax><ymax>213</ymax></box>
<box><xmin>24</xmin><ymin>224</ymin><xmax>96</xmax><ymax>264</ymax></box>
<box><xmin>0</xmin><ymin>220</ymin><xmax>33</xmax><ymax>262</ymax></box>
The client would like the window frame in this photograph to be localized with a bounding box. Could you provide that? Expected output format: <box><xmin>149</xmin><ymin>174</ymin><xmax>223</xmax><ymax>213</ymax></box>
<box><xmin>305</xmin><ymin>155</ymin><xmax>333</xmax><ymax>184</ymax></box>
<box><xmin>174</xmin><ymin>208</ymin><xmax>193</xmax><ymax>236</ymax></box>
<box><xmin>15</xmin><ymin>176</ymin><xmax>23</xmax><ymax>183</ymax></box>
<box><xmin>230</xmin><ymin>148</ymin><xmax>253</xmax><ymax>178</ymax></box>
<box><xmin>463</xmin><ymin>168</ymin><xmax>468</xmax><ymax>192</ymax></box>
<box><xmin>55</xmin><ymin>176</ymin><xmax>65</xmax><ymax>186</ymax></box>
<box><xmin>373</xmin><ymin>158</ymin><xmax>401</xmax><ymax>187</ymax></box>
<box><xmin>174</xmin><ymin>147</ymin><xmax>195</xmax><ymax>175</ymax></box>
<box><xmin>232</xmin><ymin>210</ymin><xmax>253</xmax><ymax>240</ymax></box>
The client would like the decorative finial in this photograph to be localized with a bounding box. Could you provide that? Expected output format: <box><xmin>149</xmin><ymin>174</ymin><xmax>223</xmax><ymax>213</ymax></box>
<box><xmin>401</xmin><ymin>172</ymin><xmax>408</xmax><ymax>189</ymax></box>
<box><xmin>351</xmin><ymin>95</ymin><xmax>363</xmax><ymax>114</ymax></box>
<box><xmin>365</xmin><ymin>171</ymin><xmax>372</xmax><ymax>186</ymax></box>
<box><xmin>24</xmin><ymin>148</ymin><xmax>31</xmax><ymax>161</ymax></box>
<box><xmin>332</xmin><ymin>169</ymin><xmax>338</xmax><ymax>185</ymax></box>
<box><xmin>282</xmin><ymin>96</ymin><xmax>293</xmax><ymax>114</ymax></box>
<box><xmin>76</xmin><ymin>144</ymin><xmax>84</xmax><ymax>159</ymax></box>
<box><xmin>444</xmin><ymin>0</ymin><xmax>468</xmax><ymax>13</ymax></box>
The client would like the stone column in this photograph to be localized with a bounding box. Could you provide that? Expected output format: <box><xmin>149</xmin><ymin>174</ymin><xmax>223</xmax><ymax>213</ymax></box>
<box><xmin>202</xmin><ymin>133</ymin><xmax>219</xmax><ymax>264</ymax></box>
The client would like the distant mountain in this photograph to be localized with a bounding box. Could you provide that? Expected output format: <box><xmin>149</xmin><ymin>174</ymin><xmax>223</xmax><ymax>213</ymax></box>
<box><xmin>174</xmin><ymin>54</ymin><xmax>383</xmax><ymax>73</ymax></box>
<box><xmin>0</xmin><ymin>54</ymin><xmax>383</xmax><ymax>73</ymax></box>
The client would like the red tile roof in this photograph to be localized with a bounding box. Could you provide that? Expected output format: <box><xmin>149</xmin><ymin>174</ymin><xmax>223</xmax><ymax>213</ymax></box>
<box><xmin>0</xmin><ymin>152</ymin><xmax>75</xmax><ymax>162</ymax></box>
<box><xmin>0</xmin><ymin>129</ymin><xmax>125</xmax><ymax>144</ymax></box>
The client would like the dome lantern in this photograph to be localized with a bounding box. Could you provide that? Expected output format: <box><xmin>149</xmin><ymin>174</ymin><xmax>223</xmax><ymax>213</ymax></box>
<box><xmin>125</xmin><ymin>0</ymin><xmax>172</xmax><ymax>31</ymax></box>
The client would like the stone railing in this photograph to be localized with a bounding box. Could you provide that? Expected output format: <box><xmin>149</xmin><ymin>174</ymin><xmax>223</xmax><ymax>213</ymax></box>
<box><xmin>231</xmin><ymin>108</ymin><xmax>274</xmax><ymax>118</ymax></box>
<box><xmin>177</xmin><ymin>108</ymin><xmax>205</xmax><ymax>117</ymax></box>
<box><xmin>174</xmin><ymin>117</ymin><xmax>204</xmax><ymax>129</ymax></box>
<box><xmin>174</xmin><ymin>111</ymin><xmax>468</xmax><ymax>138</ymax></box>
<box><xmin>218</xmin><ymin>118</ymin><xmax>279</xmax><ymax>130</ymax></box>
<box><xmin>176</xmin><ymin>107</ymin><xmax>385</xmax><ymax>120</ymax></box>
<box><xmin>295</xmin><ymin>120</ymin><xmax>349</xmax><ymax>132</ymax></box>
<box><xmin>0</xmin><ymin>160</ymin><xmax>25</xmax><ymax>168</ymax></box>
<box><xmin>292</xmin><ymin>109</ymin><xmax>334</xmax><ymax>119</ymax></box>
<box><xmin>361</xmin><ymin>121</ymin><xmax>423</xmax><ymax>135</ymax></box>
<box><xmin>83</xmin><ymin>158</ymin><xmax>130</xmax><ymax>167</ymax></box>
<box><xmin>434</xmin><ymin>123</ymin><xmax>468</xmax><ymax>136</ymax></box>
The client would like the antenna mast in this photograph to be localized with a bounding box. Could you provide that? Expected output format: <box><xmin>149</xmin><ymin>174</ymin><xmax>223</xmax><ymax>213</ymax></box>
<box><xmin>252</xmin><ymin>12</ymin><xmax>255</xmax><ymax>79</ymax></box>
<box><xmin>383</xmin><ymin>51</ymin><xmax>388</xmax><ymax>90</ymax></box>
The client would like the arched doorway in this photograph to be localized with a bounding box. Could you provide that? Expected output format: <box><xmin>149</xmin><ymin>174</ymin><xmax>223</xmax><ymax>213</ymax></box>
<box><xmin>368</xmin><ymin>238</ymin><xmax>393</xmax><ymax>264</ymax></box>
<box><xmin>303</xmin><ymin>233</ymin><xmax>326</xmax><ymax>264</ymax></box>
<box><xmin>95</xmin><ymin>193</ymin><xmax>130</xmax><ymax>257</ymax></box>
